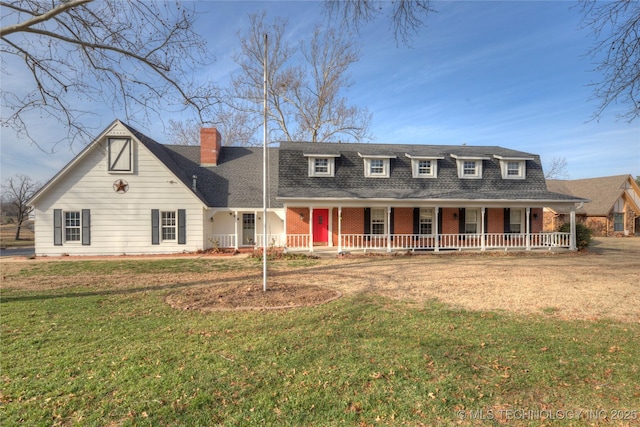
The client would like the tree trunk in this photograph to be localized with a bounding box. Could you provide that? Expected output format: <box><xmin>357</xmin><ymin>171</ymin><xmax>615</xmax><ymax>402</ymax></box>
<box><xmin>14</xmin><ymin>223</ymin><xmax>22</xmax><ymax>241</ymax></box>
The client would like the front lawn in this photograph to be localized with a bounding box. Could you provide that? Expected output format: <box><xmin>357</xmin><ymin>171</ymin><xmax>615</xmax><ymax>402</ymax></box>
<box><xmin>1</xmin><ymin>258</ymin><xmax>639</xmax><ymax>426</ymax></box>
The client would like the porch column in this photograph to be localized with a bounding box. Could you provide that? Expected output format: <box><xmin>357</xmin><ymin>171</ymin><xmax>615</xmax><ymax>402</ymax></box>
<box><xmin>328</xmin><ymin>207</ymin><xmax>334</xmax><ymax>247</ymax></box>
<box><xmin>387</xmin><ymin>206</ymin><xmax>392</xmax><ymax>252</ymax></box>
<box><xmin>232</xmin><ymin>211</ymin><xmax>239</xmax><ymax>249</ymax></box>
<box><xmin>570</xmin><ymin>206</ymin><xmax>577</xmax><ymax>250</ymax></box>
<box><xmin>434</xmin><ymin>206</ymin><xmax>440</xmax><ymax>252</ymax></box>
<box><xmin>309</xmin><ymin>207</ymin><xmax>314</xmax><ymax>253</ymax></box>
<box><xmin>338</xmin><ymin>206</ymin><xmax>343</xmax><ymax>253</ymax></box>
<box><xmin>254</xmin><ymin>210</ymin><xmax>259</xmax><ymax>248</ymax></box>
<box><xmin>480</xmin><ymin>207</ymin><xmax>486</xmax><ymax>251</ymax></box>
<box><xmin>526</xmin><ymin>207</ymin><xmax>531</xmax><ymax>251</ymax></box>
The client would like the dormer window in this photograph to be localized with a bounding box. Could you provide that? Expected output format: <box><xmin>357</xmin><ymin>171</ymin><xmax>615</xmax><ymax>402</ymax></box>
<box><xmin>304</xmin><ymin>153</ymin><xmax>339</xmax><ymax>177</ymax></box>
<box><xmin>494</xmin><ymin>155</ymin><xmax>533</xmax><ymax>180</ymax></box>
<box><xmin>463</xmin><ymin>161</ymin><xmax>478</xmax><ymax>177</ymax></box>
<box><xmin>451</xmin><ymin>154</ymin><xmax>489</xmax><ymax>179</ymax></box>
<box><xmin>405</xmin><ymin>154</ymin><xmax>443</xmax><ymax>178</ymax></box>
<box><xmin>359</xmin><ymin>153</ymin><xmax>396</xmax><ymax>178</ymax></box>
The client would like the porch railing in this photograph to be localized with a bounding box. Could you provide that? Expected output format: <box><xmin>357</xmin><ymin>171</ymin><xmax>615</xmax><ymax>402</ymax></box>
<box><xmin>210</xmin><ymin>232</ymin><xmax>572</xmax><ymax>251</ymax></box>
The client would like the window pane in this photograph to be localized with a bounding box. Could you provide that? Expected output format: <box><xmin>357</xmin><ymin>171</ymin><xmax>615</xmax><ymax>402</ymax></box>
<box><xmin>65</xmin><ymin>212</ymin><xmax>81</xmax><ymax>241</ymax></box>
<box><xmin>614</xmin><ymin>213</ymin><xmax>624</xmax><ymax>231</ymax></box>
<box><xmin>161</xmin><ymin>211</ymin><xmax>176</xmax><ymax>241</ymax></box>
<box><xmin>418</xmin><ymin>160</ymin><xmax>431</xmax><ymax>174</ymax></box>
<box><xmin>419</xmin><ymin>208</ymin><xmax>433</xmax><ymax>234</ymax></box>
<box><xmin>371</xmin><ymin>208</ymin><xmax>385</xmax><ymax>234</ymax></box>
<box><xmin>510</xmin><ymin>209</ymin><xmax>522</xmax><ymax>233</ymax></box>
<box><xmin>370</xmin><ymin>159</ymin><xmax>384</xmax><ymax>174</ymax></box>
<box><xmin>463</xmin><ymin>161</ymin><xmax>476</xmax><ymax>175</ymax></box>
<box><xmin>507</xmin><ymin>162</ymin><xmax>520</xmax><ymax>175</ymax></box>
<box><xmin>465</xmin><ymin>209</ymin><xmax>477</xmax><ymax>233</ymax></box>
<box><xmin>315</xmin><ymin>158</ymin><xmax>328</xmax><ymax>173</ymax></box>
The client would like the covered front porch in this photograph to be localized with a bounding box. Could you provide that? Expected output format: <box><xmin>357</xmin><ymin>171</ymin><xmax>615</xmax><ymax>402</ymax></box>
<box><xmin>282</xmin><ymin>204</ymin><xmax>579</xmax><ymax>253</ymax></box>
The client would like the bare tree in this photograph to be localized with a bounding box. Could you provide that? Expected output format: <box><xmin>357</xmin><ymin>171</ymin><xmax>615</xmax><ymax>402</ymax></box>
<box><xmin>1</xmin><ymin>0</ymin><xmax>218</xmax><ymax>149</ymax></box>
<box><xmin>544</xmin><ymin>156</ymin><xmax>569</xmax><ymax>179</ymax></box>
<box><xmin>217</xmin><ymin>11</ymin><xmax>371</xmax><ymax>145</ymax></box>
<box><xmin>325</xmin><ymin>0</ymin><xmax>434</xmax><ymax>45</ymax></box>
<box><xmin>580</xmin><ymin>0</ymin><xmax>640</xmax><ymax>122</ymax></box>
<box><xmin>1</xmin><ymin>174</ymin><xmax>40</xmax><ymax>240</ymax></box>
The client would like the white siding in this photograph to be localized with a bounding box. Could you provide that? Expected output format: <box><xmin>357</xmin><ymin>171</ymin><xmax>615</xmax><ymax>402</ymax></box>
<box><xmin>33</xmin><ymin>124</ymin><xmax>205</xmax><ymax>256</ymax></box>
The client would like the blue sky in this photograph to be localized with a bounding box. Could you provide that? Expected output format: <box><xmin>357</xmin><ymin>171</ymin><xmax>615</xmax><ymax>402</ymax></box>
<box><xmin>1</xmin><ymin>0</ymin><xmax>638</xmax><ymax>185</ymax></box>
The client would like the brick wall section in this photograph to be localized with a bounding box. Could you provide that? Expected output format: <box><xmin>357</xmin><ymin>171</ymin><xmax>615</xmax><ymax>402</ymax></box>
<box><xmin>286</xmin><ymin>207</ymin><xmax>308</xmax><ymax>235</ymax></box>
<box><xmin>531</xmin><ymin>208</ymin><xmax>543</xmax><ymax>233</ymax></box>
<box><xmin>341</xmin><ymin>208</ymin><xmax>364</xmax><ymax>234</ymax></box>
<box><xmin>486</xmin><ymin>208</ymin><xmax>504</xmax><ymax>233</ymax></box>
<box><xmin>393</xmin><ymin>208</ymin><xmax>414</xmax><ymax>234</ymax></box>
<box><xmin>441</xmin><ymin>208</ymin><xmax>459</xmax><ymax>234</ymax></box>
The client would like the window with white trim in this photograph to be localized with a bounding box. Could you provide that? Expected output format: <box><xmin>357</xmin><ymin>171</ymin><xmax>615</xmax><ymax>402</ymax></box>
<box><xmin>465</xmin><ymin>209</ymin><xmax>478</xmax><ymax>233</ymax></box>
<box><xmin>452</xmin><ymin>154</ymin><xmax>487</xmax><ymax>179</ymax></box>
<box><xmin>314</xmin><ymin>158</ymin><xmax>328</xmax><ymax>173</ymax></box>
<box><xmin>420</xmin><ymin>208</ymin><xmax>433</xmax><ymax>235</ymax></box>
<box><xmin>360</xmin><ymin>154</ymin><xmax>394</xmax><ymax>178</ymax></box>
<box><xmin>418</xmin><ymin>160</ymin><xmax>432</xmax><ymax>175</ymax></box>
<box><xmin>161</xmin><ymin>211</ymin><xmax>176</xmax><ymax>241</ymax></box>
<box><xmin>463</xmin><ymin>161</ymin><xmax>477</xmax><ymax>176</ymax></box>
<box><xmin>510</xmin><ymin>209</ymin><xmax>523</xmax><ymax>233</ymax></box>
<box><xmin>370</xmin><ymin>159</ymin><xmax>384</xmax><ymax>175</ymax></box>
<box><xmin>507</xmin><ymin>162</ymin><xmax>520</xmax><ymax>176</ymax></box>
<box><xmin>65</xmin><ymin>211</ymin><xmax>81</xmax><ymax>242</ymax></box>
<box><xmin>371</xmin><ymin>208</ymin><xmax>386</xmax><ymax>234</ymax></box>
<box><xmin>307</xmin><ymin>156</ymin><xmax>336</xmax><ymax>177</ymax></box>
<box><xmin>494</xmin><ymin>155</ymin><xmax>531</xmax><ymax>179</ymax></box>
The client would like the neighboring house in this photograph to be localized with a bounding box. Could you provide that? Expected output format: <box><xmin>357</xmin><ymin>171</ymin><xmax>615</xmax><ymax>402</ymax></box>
<box><xmin>28</xmin><ymin>119</ymin><xmax>586</xmax><ymax>256</ymax></box>
<box><xmin>545</xmin><ymin>175</ymin><xmax>640</xmax><ymax>237</ymax></box>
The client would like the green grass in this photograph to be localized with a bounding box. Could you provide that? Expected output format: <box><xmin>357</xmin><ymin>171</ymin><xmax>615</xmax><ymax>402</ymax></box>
<box><xmin>2</xmin><ymin>260</ymin><xmax>639</xmax><ymax>426</ymax></box>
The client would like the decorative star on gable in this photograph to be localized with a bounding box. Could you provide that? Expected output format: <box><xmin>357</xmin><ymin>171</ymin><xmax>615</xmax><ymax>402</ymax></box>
<box><xmin>113</xmin><ymin>179</ymin><xmax>129</xmax><ymax>193</ymax></box>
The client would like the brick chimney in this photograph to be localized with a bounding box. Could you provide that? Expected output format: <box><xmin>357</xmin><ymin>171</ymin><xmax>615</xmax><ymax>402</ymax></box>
<box><xmin>200</xmin><ymin>128</ymin><xmax>222</xmax><ymax>166</ymax></box>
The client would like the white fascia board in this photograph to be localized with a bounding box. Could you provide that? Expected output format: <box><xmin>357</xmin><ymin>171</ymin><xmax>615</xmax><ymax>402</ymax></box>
<box><xmin>450</xmin><ymin>153</ymin><xmax>491</xmax><ymax>160</ymax></box>
<box><xmin>278</xmin><ymin>197</ymin><xmax>589</xmax><ymax>208</ymax></box>
<box><xmin>357</xmin><ymin>152</ymin><xmax>397</xmax><ymax>159</ymax></box>
<box><xmin>404</xmin><ymin>154</ymin><xmax>445</xmax><ymax>160</ymax></box>
<box><xmin>493</xmin><ymin>154</ymin><xmax>535</xmax><ymax>161</ymax></box>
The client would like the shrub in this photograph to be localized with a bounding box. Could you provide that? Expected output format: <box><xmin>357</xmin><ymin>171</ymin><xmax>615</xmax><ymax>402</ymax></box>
<box><xmin>558</xmin><ymin>222</ymin><xmax>593</xmax><ymax>250</ymax></box>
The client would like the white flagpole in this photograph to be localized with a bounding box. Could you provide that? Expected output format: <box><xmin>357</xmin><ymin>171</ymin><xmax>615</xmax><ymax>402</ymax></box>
<box><xmin>263</xmin><ymin>33</ymin><xmax>268</xmax><ymax>292</ymax></box>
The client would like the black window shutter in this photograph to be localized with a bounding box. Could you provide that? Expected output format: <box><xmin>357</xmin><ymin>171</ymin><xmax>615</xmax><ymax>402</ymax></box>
<box><xmin>82</xmin><ymin>209</ymin><xmax>91</xmax><ymax>245</ymax></box>
<box><xmin>413</xmin><ymin>208</ymin><xmax>420</xmax><ymax>235</ymax></box>
<box><xmin>437</xmin><ymin>208</ymin><xmax>443</xmax><ymax>235</ymax></box>
<box><xmin>151</xmin><ymin>209</ymin><xmax>160</xmax><ymax>245</ymax></box>
<box><xmin>364</xmin><ymin>208</ymin><xmax>371</xmax><ymax>241</ymax></box>
<box><xmin>53</xmin><ymin>209</ymin><xmax>62</xmax><ymax>246</ymax></box>
<box><xmin>458</xmin><ymin>208</ymin><xmax>465</xmax><ymax>234</ymax></box>
<box><xmin>504</xmin><ymin>208</ymin><xmax>511</xmax><ymax>233</ymax></box>
<box><xmin>178</xmin><ymin>209</ymin><xmax>186</xmax><ymax>244</ymax></box>
<box><xmin>484</xmin><ymin>209</ymin><xmax>488</xmax><ymax>234</ymax></box>
<box><xmin>364</xmin><ymin>208</ymin><xmax>371</xmax><ymax>234</ymax></box>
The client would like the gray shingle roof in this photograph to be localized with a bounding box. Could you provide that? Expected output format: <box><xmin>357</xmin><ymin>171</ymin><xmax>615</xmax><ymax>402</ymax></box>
<box><xmin>123</xmin><ymin>122</ymin><xmax>280</xmax><ymax>208</ymax></box>
<box><xmin>277</xmin><ymin>141</ymin><xmax>581</xmax><ymax>202</ymax></box>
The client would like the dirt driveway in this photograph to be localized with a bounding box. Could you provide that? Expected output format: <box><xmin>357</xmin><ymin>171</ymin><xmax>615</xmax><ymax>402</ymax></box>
<box><xmin>2</xmin><ymin>237</ymin><xmax>639</xmax><ymax>323</ymax></box>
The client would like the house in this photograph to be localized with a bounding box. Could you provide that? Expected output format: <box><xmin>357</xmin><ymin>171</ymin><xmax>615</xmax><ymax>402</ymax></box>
<box><xmin>545</xmin><ymin>175</ymin><xmax>640</xmax><ymax>237</ymax></box>
<box><xmin>28</xmin><ymin>119</ymin><xmax>586</xmax><ymax>256</ymax></box>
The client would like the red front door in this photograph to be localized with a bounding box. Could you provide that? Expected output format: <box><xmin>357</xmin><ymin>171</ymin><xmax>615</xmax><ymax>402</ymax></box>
<box><xmin>313</xmin><ymin>209</ymin><xmax>329</xmax><ymax>245</ymax></box>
